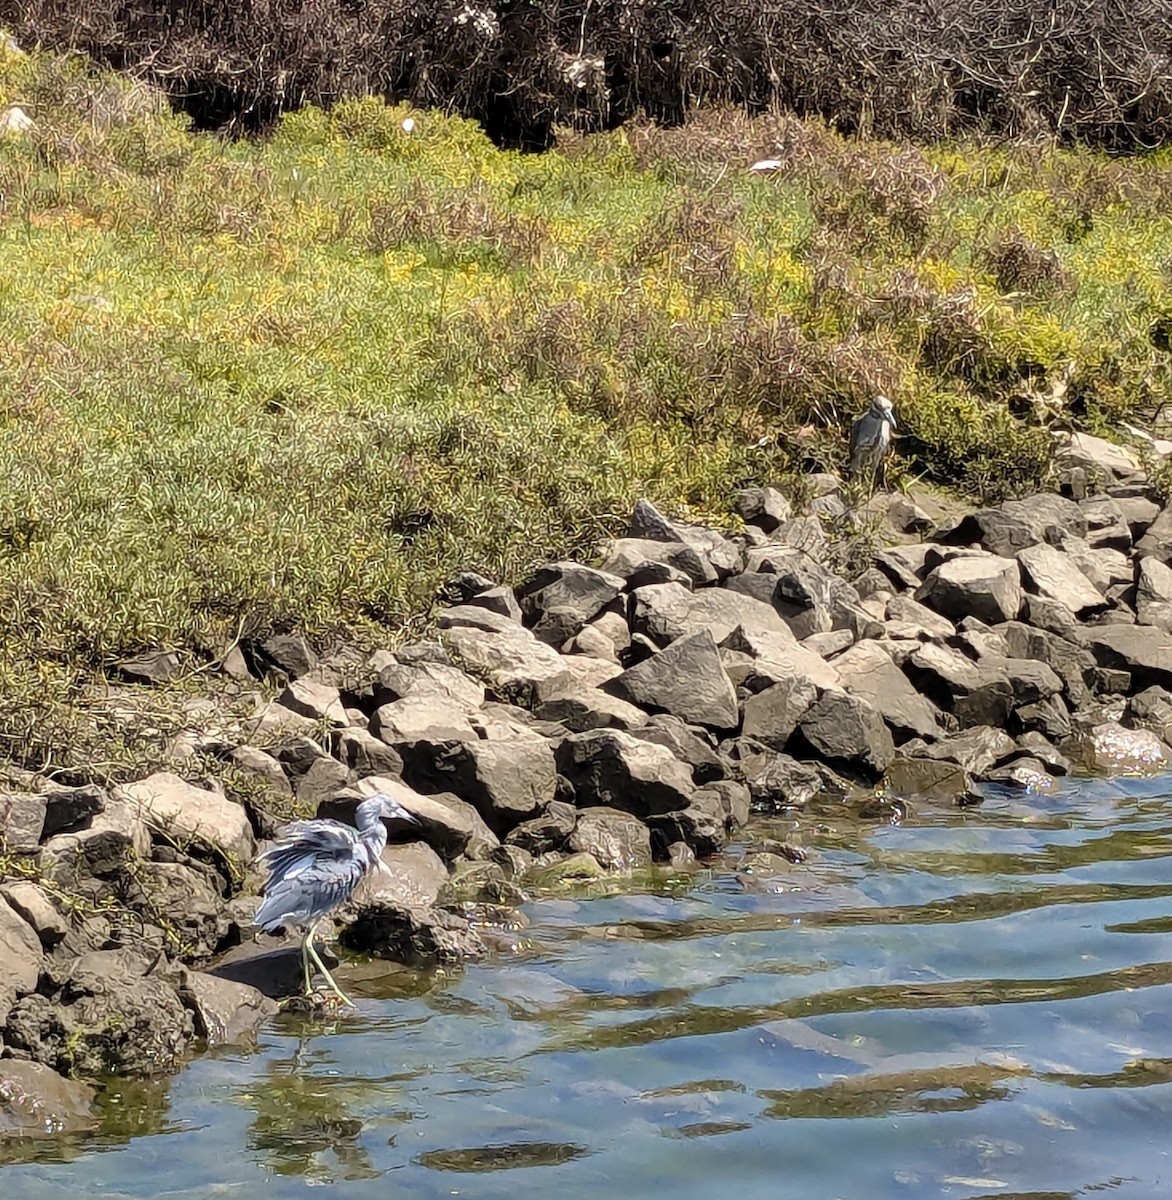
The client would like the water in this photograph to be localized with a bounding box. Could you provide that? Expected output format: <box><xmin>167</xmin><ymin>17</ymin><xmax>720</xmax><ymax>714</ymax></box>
<box><xmin>7</xmin><ymin>774</ymin><xmax>1172</xmax><ymax>1198</ymax></box>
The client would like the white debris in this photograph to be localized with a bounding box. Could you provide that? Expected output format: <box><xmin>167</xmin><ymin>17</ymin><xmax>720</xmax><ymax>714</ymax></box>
<box><xmin>401</xmin><ymin>117</ymin><xmax>416</xmax><ymax>134</ymax></box>
<box><xmin>750</xmin><ymin>158</ymin><xmax>783</xmax><ymax>174</ymax></box>
<box><xmin>0</xmin><ymin>105</ymin><xmax>34</xmax><ymax>137</ymax></box>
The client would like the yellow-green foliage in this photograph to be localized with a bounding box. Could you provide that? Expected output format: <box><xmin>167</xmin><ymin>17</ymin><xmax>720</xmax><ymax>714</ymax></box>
<box><xmin>1</xmin><ymin>53</ymin><xmax>1171</xmax><ymax>765</ymax></box>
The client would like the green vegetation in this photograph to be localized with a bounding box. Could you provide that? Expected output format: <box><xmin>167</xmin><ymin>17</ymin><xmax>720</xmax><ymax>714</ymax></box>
<box><xmin>1</xmin><ymin>49</ymin><xmax>1171</xmax><ymax>774</ymax></box>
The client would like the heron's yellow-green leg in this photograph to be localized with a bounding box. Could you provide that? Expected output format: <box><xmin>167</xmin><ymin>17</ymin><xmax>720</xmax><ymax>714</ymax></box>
<box><xmin>306</xmin><ymin>923</ymin><xmax>354</xmax><ymax>1006</ymax></box>
<box><xmin>300</xmin><ymin>930</ymin><xmax>314</xmax><ymax>995</ymax></box>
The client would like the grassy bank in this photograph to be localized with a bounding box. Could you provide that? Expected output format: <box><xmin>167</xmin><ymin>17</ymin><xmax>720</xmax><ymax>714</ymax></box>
<box><xmin>1</xmin><ymin>48</ymin><xmax>1171</xmax><ymax>774</ymax></box>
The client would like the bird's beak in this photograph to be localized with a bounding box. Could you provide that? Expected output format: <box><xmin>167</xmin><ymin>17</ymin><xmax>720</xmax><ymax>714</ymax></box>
<box><xmin>888</xmin><ymin>413</ymin><xmax>898</xmax><ymax>430</ymax></box>
<box><xmin>401</xmin><ymin>810</ymin><xmax>421</xmax><ymax>825</ymax></box>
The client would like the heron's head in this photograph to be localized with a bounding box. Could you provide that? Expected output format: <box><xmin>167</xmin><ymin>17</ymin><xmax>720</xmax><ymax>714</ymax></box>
<box><xmin>357</xmin><ymin>793</ymin><xmax>421</xmax><ymax>829</ymax></box>
<box><xmin>872</xmin><ymin>394</ymin><xmax>897</xmax><ymax>429</ymax></box>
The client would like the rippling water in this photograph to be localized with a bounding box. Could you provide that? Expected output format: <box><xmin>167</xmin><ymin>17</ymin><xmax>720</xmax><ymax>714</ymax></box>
<box><xmin>7</xmin><ymin>774</ymin><xmax>1172</xmax><ymax>1199</ymax></box>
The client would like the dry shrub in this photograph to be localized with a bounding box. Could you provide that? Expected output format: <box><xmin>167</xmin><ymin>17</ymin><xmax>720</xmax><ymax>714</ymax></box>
<box><xmin>983</xmin><ymin>230</ymin><xmax>1073</xmax><ymax>297</ymax></box>
<box><xmin>4</xmin><ymin>1</ymin><xmax>1172</xmax><ymax>150</ymax></box>
<box><xmin>368</xmin><ymin>179</ymin><xmax>548</xmax><ymax>266</ymax></box>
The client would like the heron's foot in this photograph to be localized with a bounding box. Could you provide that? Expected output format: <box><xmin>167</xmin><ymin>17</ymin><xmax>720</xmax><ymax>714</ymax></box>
<box><xmin>279</xmin><ymin>988</ymin><xmax>352</xmax><ymax>1015</ymax></box>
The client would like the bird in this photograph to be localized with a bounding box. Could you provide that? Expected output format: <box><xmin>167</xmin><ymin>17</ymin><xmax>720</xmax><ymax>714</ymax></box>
<box><xmin>253</xmin><ymin>793</ymin><xmax>420</xmax><ymax>1006</ymax></box>
<box><xmin>847</xmin><ymin>394</ymin><xmax>898</xmax><ymax>488</ymax></box>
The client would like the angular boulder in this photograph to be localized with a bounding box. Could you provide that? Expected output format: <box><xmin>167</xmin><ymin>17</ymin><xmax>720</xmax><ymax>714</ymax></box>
<box><xmin>568</xmin><ymin>807</ymin><xmax>653</xmax><ymax>870</ymax></box>
<box><xmin>629</xmin><ymin>582</ymin><xmax>794</xmax><ymax>648</ymax></box>
<box><xmin>555</xmin><ymin>730</ymin><xmax>695</xmax><ymax>817</ymax></box>
<box><xmin>516</xmin><ymin>562</ymin><xmax>626</xmax><ymax>646</ymax></box>
<box><xmin>794</xmin><ymin>690</ymin><xmax>894</xmax><ymax>781</ymax></box>
<box><xmin>1017</xmin><ymin>543</ymin><xmax>1108</xmax><ymax>616</ymax></box>
<box><xmin>831</xmin><ymin>640</ymin><xmax>943</xmax><ymax>742</ymax></box>
<box><xmin>916</xmin><ymin>553</ymin><xmax>1023</xmax><ymax>625</ymax></box>
<box><xmin>605</xmin><ymin>629</ymin><xmax>738</xmax><ymax>730</ymax></box>
<box><xmin>118</xmin><ymin>772</ymin><xmax>255</xmax><ymax>865</ymax></box>
<box><xmin>1137</xmin><ymin>557</ymin><xmax>1172</xmax><ymax>632</ymax></box>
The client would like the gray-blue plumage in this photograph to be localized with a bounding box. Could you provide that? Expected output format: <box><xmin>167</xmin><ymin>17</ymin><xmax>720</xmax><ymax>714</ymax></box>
<box><xmin>253</xmin><ymin>793</ymin><xmax>419</xmax><ymax>1004</ymax></box>
<box><xmin>848</xmin><ymin>394</ymin><xmax>898</xmax><ymax>485</ymax></box>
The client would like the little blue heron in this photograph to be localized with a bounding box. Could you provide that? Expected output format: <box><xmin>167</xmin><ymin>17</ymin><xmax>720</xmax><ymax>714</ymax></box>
<box><xmin>848</xmin><ymin>394</ymin><xmax>898</xmax><ymax>487</ymax></box>
<box><xmin>254</xmin><ymin>793</ymin><xmax>419</xmax><ymax>1006</ymax></box>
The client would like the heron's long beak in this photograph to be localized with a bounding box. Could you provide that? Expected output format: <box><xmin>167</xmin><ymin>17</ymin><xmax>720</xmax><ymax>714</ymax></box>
<box><xmin>888</xmin><ymin>413</ymin><xmax>898</xmax><ymax>430</ymax></box>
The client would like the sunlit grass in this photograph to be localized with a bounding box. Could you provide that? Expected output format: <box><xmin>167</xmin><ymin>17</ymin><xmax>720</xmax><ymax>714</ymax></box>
<box><xmin>1</xmin><ymin>50</ymin><xmax>1171</xmax><ymax>773</ymax></box>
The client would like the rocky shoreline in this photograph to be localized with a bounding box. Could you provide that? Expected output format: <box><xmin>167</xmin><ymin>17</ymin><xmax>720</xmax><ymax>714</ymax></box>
<box><xmin>5</xmin><ymin>427</ymin><xmax>1172</xmax><ymax>1139</ymax></box>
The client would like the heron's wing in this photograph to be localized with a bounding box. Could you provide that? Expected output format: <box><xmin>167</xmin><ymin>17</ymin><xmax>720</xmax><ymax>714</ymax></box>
<box><xmin>253</xmin><ymin>819</ymin><xmax>371</xmax><ymax>930</ymax></box>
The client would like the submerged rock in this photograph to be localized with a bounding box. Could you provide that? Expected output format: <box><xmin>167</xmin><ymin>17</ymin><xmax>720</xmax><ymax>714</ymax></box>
<box><xmin>0</xmin><ymin>1060</ymin><xmax>96</xmax><ymax>1139</ymax></box>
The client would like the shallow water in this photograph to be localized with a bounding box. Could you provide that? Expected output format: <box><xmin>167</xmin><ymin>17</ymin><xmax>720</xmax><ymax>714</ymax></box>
<box><xmin>7</xmin><ymin>775</ymin><xmax>1172</xmax><ymax>1199</ymax></box>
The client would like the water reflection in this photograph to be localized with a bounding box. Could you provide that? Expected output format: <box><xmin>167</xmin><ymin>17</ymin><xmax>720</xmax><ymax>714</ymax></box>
<box><xmin>241</xmin><ymin>1038</ymin><xmax>389</xmax><ymax>1182</ymax></box>
<box><xmin>5</xmin><ymin>773</ymin><xmax>1172</xmax><ymax>1198</ymax></box>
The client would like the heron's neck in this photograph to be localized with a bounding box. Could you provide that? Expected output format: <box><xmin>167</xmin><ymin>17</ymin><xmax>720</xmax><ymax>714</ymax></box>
<box><xmin>360</xmin><ymin>822</ymin><xmax>388</xmax><ymax>866</ymax></box>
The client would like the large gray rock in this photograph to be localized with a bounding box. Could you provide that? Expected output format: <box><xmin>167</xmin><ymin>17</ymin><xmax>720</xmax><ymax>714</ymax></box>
<box><xmin>903</xmin><ymin>643</ymin><xmax>1014</xmax><ymax>729</ymax></box>
<box><xmin>629</xmin><ymin>582</ymin><xmax>794</xmax><ymax>647</ymax></box>
<box><xmin>598</xmin><ymin>537</ymin><xmax>711</xmax><ymax>587</ymax></box>
<box><xmin>40</xmin><ymin>798</ymin><xmax>151</xmax><ymax>894</ymax></box>
<box><xmin>903</xmin><ymin>726</ymin><xmax>1016</xmax><ymax>775</ymax></box>
<box><xmin>998</xmin><ymin>621</ymin><xmax>1094</xmax><ymax>708</ymax></box>
<box><xmin>441</xmin><ymin>622</ymin><xmax>571</xmax><ymax>704</ymax></box>
<box><xmin>1079</xmin><ymin>722</ymin><xmax>1168</xmax><ymax>774</ymax></box>
<box><xmin>741</xmin><ymin>677</ymin><xmax>818</xmax><ymax>751</ymax></box>
<box><xmin>342</xmin><ymin>841</ymin><xmax>484</xmax><ymax>966</ymax></box>
<box><xmin>0</xmin><ymin>791</ymin><xmax>45</xmax><ymax>852</ymax></box>
<box><xmin>794</xmin><ymin>690</ymin><xmax>894</xmax><ymax>781</ymax></box>
<box><xmin>735</xmin><ymin>486</ymin><xmax>792</xmax><ymax>533</ymax></box>
<box><xmin>555</xmin><ymin>730</ymin><xmax>695</xmax><ymax>817</ymax></box>
<box><xmin>228</xmin><ymin>744</ymin><xmax>293</xmax><ymax>795</ymax></box>
<box><xmin>1125</xmin><ymin>686</ymin><xmax>1172</xmax><ymax>742</ymax></box>
<box><xmin>731</xmin><ymin>548</ymin><xmax>878</xmax><ymax>641</ymax></box>
<box><xmin>632</xmin><ymin>715</ymin><xmax>727</xmax><ymax>784</ymax></box>
<box><xmin>407</xmin><ymin>738</ymin><xmax>557</xmax><ymax>835</ymax></box>
<box><xmin>831</xmin><ymin>640</ymin><xmax>943</xmax><ymax>742</ymax></box>
<box><xmin>0</xmin><ymin>1061</ymin><xmax>96</xmax><ymax>1138</ymax></box>
<box><xmin>118</xmin><ymin>773</ymin><xmax>254</xmax><ymax>865</ymax></box>
<box><xmin>720</xmin><ymin>739</ymin><xmax>843</xmax><ymax>810</ymax></box>
<box><xmin>1083</xmin><ymin>626</ymin><xmax>1172</xmax><ymax>691</ymax></box>
<box><xmin>719</xmin><ymin>624</ymin><xmax>841</xmax><ymax>691</ymax></box>
<box><xmin>122</xmin><ymin>861</ymin><xmax>233</xmax><ymax>963</ymax></box>
<box><xmin>535</xmin><ymin>686</ymin><xmax>648</xmax><ymax>731</ymax></box>
<box><xmin>980</xmin><ymin>655</ymin><xmax>1064</xmax><ymax>707</ymax></box>
<box><xmin>1017</xmin><ymin>543</ymin><xmax>1108</xmax><ymax>615</ymax></box>
<box><xmin>884</xmin><ymin>594</ymin><xmax>956</xmax><ymax>641</ymax></box>
<box><xmin>0</xmin><ymin>895</ymin><xmax>42</xmax><ymax>1024</ymax></box>
<box><xmin>505</xmin><ymin>801</ymin><xmax>579</xmax><ymax>855</ymax></box>
<box><xmin>605</xmin><ymin>630</ymin><xmax>738</xmax><ymax>730</ymax></box>
<box><xmin>1058</xmin><ymin>431</ymin><xmax>1141</xmax><ymax>481</ymax></box>
<box><xmin>370</xmin><ymin>658</ymin><xmax>486</xmax><ymax>710</ymax></box>
<box><xmin>885</xmin><ymin>756</ymin><xmax>973</xmax><ymax>802</ymax></box>
<box><xmin>916</xmin><ymin>553</ymin><xmax>1023</xmax><ymax>625</ymax></box>
<box><xmin>0</xmin><ymin>882</ymin><xmax>68</xmax><ymax>949</ymax></box>
<box><xmin>516</xmin><ymin>562</ymin><xmax>627</xmax><ymax>646</ymax></box>
<box><xmin>177</xmin><ymin>969</ymin><xmax>278</xmax><ymax>1046</ymax></box>
<box><xmin>1081</xmin><ymin>495</ymin><xmax>1134</xmax><ymax>552</ymax></box>
<box><xmin>647</xmin><ymin>790</ymin><xmax>732</xmax><ymax>858</ymax></box>
<box><xmin>1137</xmin><ymin>557</ymin><xmax>1172</xmax><ymax>632</ymax></box>
<box><xmin>941</xmin><ymin>494</ymin><xmax>1087</xmax><ymax>557</ymax></box>
<box><xmin>370</xmin><ymin>696</ymin><xmax>478</xmax><ymax>747</ymax></box>
<box><xmin>274</xmin><ymin>678</ymin><xmax>348</xmax><ymax>728</ymax></box>
<box><xmin>627</xmin><ymin>500</ymin><xmax>743</xmax><ymax>580</ymax></box>
<box><xmin>1136</xmin><ymin>505</ymin><xmax>1172</xmax><ymax>563</ymax></box>
<box><xmin>568</xmin><ymin>807</ymin><xmax>652</xmax><ymax>870</ymax></box>
<box><xmin>6</xmin><ymin>949</ymin><xmax>194</xmax><ymax>1077</ymax></box>
<box><xmin>332</xmin><ymin>726</ymin><xmax>405</xmax><ymax>779</ymax></box>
